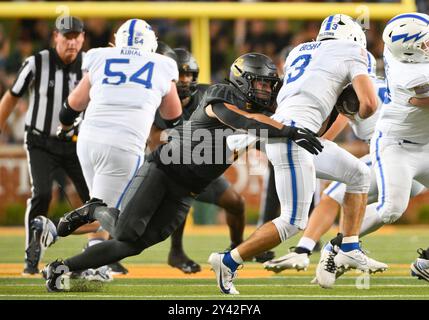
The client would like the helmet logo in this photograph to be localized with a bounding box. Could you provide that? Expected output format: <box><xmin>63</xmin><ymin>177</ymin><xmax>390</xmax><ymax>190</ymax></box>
<box><xmin>392</xmin><ymin>31</ymin><xmax>428</xmax><ymax>43</ymax></box>
<box><xmin>232</xmin><ymin>58</ymin><xmax>244</xmax><ymax>77</ymax></box>
<box><xmin>183</xmin><ymin>63</ymin><xmax>189</xmax><ymax>71</ymax></box>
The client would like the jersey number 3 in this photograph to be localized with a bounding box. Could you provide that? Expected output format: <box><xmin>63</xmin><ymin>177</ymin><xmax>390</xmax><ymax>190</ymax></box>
<box><xmin>102</xmin><ymin>59</ymin><xmax>154</xmax><ymax>89</ymax></box>
<box><xmin>286</xmin><ymin>54</ymin><xmax>311</xmax><ymax>84</ymax></box>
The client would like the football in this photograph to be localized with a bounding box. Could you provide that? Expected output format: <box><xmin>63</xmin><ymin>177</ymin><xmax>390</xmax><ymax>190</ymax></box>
<box><xmin>335</xmin><ymin>83</ymin><xmax>360</xmax><ymax>116</ymax></box>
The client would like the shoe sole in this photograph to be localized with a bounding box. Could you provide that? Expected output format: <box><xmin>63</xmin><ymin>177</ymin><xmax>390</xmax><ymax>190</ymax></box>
<box><xmin>264</xmin><ymin>262</ymin><xmax>308</xmax><ymax>273</ymax></box>
<box><xmin>411</xmin><ymin>263</ymin><xmax>429</xmax><ymax>282</ymax></box>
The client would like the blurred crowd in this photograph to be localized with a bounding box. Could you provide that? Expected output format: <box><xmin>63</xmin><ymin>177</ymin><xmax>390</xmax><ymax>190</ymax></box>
<box><xmin>0</xmin><ymin>0</ymin><xmax>426</xmax><ymax>146</ymax></box>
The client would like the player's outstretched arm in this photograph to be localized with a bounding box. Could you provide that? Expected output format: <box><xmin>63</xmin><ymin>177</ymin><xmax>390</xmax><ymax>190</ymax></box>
<box><xmin>206</xmin><ymin>102</ymin><xmax>323</xmax><ymax>155</ymax></box>
<box><xmin>352</xmin><ymin>74</ymin><xmax>378</xmax><ymax>119</ymax></box>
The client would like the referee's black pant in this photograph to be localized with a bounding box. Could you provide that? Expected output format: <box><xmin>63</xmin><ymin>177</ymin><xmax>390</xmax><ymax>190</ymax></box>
<box><xmin>24</xmin><ymin>132</ymin><xmax>90</xmax><ymax>259</ymax></box>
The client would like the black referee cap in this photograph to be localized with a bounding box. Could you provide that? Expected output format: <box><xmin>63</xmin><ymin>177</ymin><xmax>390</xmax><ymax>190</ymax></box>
<box><xmin>55</xmin><ymin>16</ymin><xmax>84</xmax><ymax>34</ymax></box>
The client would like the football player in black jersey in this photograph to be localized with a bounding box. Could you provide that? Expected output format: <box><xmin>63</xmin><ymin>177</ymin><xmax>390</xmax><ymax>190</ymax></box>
<box><xmin>44</xmin><ymin>53</ymin><xmax>322</xmax><ymax>292</ymax></box>
<box><xmin>150</xmin><ymin>47</ymin><xmax>245</xmax><ymax>274</ymax></box>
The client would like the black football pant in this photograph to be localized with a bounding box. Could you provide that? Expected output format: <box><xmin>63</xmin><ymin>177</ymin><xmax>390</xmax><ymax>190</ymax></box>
<box><xmin>64</xmin><ymin>161</ymin><xmax>195</xmax><ymax>271</ymax></box>
<box><xmin>24</xmin><ymin>133</ymin><xmax>89</xmax><ymax>263</ymax></box>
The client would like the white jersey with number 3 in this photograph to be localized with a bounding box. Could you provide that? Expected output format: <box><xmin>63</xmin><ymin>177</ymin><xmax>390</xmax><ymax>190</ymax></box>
<box><xmin>79</xmin><ymin>47</ymin><xmax>178</xmax><ymax>154</ymax></box>
<box><xmin>376</xmin><ymin>48</ymin><xmax>429</xmax><ymax>144</ymax></box>
<box><xmin>275</xmin><ymin>40</ymin><xmax>368</xmax><ymax>133</ymax></box>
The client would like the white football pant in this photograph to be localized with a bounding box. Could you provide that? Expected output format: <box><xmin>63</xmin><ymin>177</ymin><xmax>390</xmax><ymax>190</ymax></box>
<box><xmin>77</xmin><ymin>139</ymin><xmax>143</xmax><ymax>209</ymax></box>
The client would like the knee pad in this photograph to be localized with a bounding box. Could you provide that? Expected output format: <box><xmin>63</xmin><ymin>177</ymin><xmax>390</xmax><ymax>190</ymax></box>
<box><xmin>345</xmin><ymin>161</ymin><xmax>371</xmax><ymax>194</ymax></box>
<box><xmin>272</xmin><ymin>216</ymin><xmax>300</xmax><ymax>242</ymax></box>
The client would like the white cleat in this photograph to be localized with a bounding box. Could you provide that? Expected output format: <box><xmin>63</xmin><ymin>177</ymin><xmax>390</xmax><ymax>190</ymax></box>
<box><xmin>315</xmin><ymin>247</ymin><xmax>337</xmax><ymax>289</ymax></box>
<box><xmin>411</xmin><ymin>258</ymin><xmax>429</xmax><ymax>282</ymax></box>
<box><xmin>81</xmin><ymin>265</ymin><xmax>113</xmax><ymax>282</ymax></box>
<box><xmin>208</xmin><ymin>253</ymin><xmax>240</xmax><ymax>295</ymax></box>
<box><xmin>334</xmin><ymin>249</ymin><xmax>388</xmax><ymax>273</ymax></box>
<box><xmin>410</xmin><ymin>248</ymin><xmax>429</xmax><ymax>282</ymax></box>
<box><xmin>263</xmin><ymin>252</ymin><xmax>310</xmax><ymax>273</ymax></box>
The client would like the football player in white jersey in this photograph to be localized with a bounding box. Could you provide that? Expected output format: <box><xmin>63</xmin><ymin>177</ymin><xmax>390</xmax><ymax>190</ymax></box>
<box><xmin>359</xmin><ymin>13</ymin><xmax>429</xmax><ymax>282</ymax></box>
<box><xmin>264</xmin><ymin>52</ymin><xmax>426</xmax><ymax>287</ymax></box>
<box><xmin>56</xmin><ymin>19</ymin><xmax>182</xmax><ymax>277</ymax></box>
<box><xmin>208</xmin><ymin>14</ymin><xmax>387</xmax><ymax>294</ymax></box>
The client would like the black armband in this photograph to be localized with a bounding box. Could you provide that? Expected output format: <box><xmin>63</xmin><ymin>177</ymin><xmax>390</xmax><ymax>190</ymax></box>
<box><xmin>59</xmin><ymin>100</ymin><xmax>80</xmax><ymax>126</ymax></box>
<box><xmin>162</xmin><ymin>114</ymin><xmax>183</xmax><ymax>129</ymax></box>
<box><xmin>211</xmin><ymin>102</ymin><xmax>293</xmax><ymax>138</ymax></box>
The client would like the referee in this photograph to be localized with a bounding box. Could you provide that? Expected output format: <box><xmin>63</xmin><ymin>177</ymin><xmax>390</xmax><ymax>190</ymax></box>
<box><xmin>0</xmin><ymin>16</ymin><xmax>90</xmax><ymax>274</ymax></box>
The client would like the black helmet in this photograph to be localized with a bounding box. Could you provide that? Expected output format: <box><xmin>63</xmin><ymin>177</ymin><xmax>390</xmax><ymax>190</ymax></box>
<box><xmin>173</xmin><ymin>48</ymin><xmax>199</xmax><ymax>100</ymax></box>
<box><xmin>229</xmin><ymin>53</ymin><xmax>281</xmax><ymax>112</ymax></box>
<box><xmin>156</xmin><ymin>41</ymin><xmax>178</xmax><ymax>61</ymax></box>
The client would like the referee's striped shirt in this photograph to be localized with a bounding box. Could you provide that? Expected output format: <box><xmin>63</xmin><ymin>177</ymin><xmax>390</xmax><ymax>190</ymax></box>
<box><xmin>10</xmin><ymin>48</ymin><xmax>84</xmax><ymax>137</ymax></box>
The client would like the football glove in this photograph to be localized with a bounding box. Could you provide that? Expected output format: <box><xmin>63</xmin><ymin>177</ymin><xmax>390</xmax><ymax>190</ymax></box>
<box><xmin>288</xmin><ymin>127</ymin><xmax>323</xmax><ymax>155</ymax></box>
<box><xmin>56</xmin><ymin>118</ymin><xmax>81</xmax><ymax>142</ymax></box>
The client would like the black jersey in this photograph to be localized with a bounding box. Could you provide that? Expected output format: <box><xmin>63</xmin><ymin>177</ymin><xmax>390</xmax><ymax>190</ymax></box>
<box><xmin>149</xmin><ymin>83</ymin><xmax>248</xmax><ymax>193</ymax></box>
<box><xmin>154</xmin><ymin>84</ymin><xmax>210</xmax><ymax>129</ymax></box>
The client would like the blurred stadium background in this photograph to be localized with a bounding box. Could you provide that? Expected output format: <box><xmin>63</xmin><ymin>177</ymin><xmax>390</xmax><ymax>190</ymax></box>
<box><xmin>0</xmin><ymin>0</ymin><xmax>428</xmax><ymax>228</ymax></box>
<box><xmin>1</xmin><ymin>0</ymin><xmax>429</xmax><ymax>301</ymax></box>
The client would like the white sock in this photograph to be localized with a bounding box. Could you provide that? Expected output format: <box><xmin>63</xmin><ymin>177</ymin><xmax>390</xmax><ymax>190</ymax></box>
<box><xmin>342</xmin><ymin>236</ymin><xmax>359</xmax><ymax>244</ymax></box>
<box><xmin>297</xmin><ymin>237</ymin><xmax>316</xmax><ymax>252</ymax></box>
<box><xmin>359</xmin><ymin>203</ymin><xmax>384</xmax><ymax>236</ymax></box>
<box><xmin>88</xmin><ymin>238</ymin><xmax>104</xmax><ymax>247</ymax></box>
<box><xmin>230</xmin><ymin>248</ymin><xmax>244</xmax><ymax>264</ymax></box>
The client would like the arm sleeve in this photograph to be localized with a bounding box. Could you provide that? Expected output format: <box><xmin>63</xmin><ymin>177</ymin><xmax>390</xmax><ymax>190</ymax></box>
<box><xmin>211</xmin><ymin>102</ymin><xmax>293</xmax><ymax>138</ymax></box>
<box><xmin>153</xmin><ymin>109</ymin><xmax>183</xmax><ymax>129</ymax></box>
<box><xmin>10</xmin><ymin>56</ymin><xmax>35</xmax><ymax>97</ymax></box>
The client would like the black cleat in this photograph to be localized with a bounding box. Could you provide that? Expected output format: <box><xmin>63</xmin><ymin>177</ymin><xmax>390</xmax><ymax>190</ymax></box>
<box><xmin>22</xmin><ymin>264</ymin><xmax>39</xmax><ymax>275</ymax></box>
<box><xmin>168</xmin><ymin>251</ymin><xmax>201</xmax><ymax>274</ymax></box>
<box><xmin>253</xmin><ymin>251</ymin><xmax>275</xmax><ymax>263</ymax></box>
<box><xmin>108</xmin><ymin>261</ymin><xmax>129</xmax><ymax>275</ymax></box>
<box><xmin>24</xmin><ymin>216</ymin><xmax>58</xmax><ymax>275</ymax></box>
<box><xmin>42</xmin><ymin>259</ymin><xmax>70</xmax><ymax>292</ymax></box>
<box><xmin>57</xmin><ymin>198</ymin><xmax>106</xmax><ymax>237</ymax></box>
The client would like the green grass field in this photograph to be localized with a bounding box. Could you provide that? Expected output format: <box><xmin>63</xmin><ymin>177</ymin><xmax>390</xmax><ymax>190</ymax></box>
<box><xmin>1</xmin><ymin>225</ymin><xmax>429</xmax><ymax>300</ymax></box>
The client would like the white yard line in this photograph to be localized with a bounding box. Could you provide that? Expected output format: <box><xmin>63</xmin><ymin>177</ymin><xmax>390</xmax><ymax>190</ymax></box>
<box><xmin>1</xmin><ymin>294</ymin><xmax>429</xmax><ymax>299</ymax></box>
<box><xmin>2</xmin><ymin>283</ymin><xmax>429</xmax><ymax>288</ymax></box>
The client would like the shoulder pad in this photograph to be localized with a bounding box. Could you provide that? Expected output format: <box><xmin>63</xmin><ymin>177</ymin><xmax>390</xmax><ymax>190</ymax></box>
<box><xmin>201</xmin><ymin>83</ymin><xmax>247</xmax><ymax>109</ymax></box>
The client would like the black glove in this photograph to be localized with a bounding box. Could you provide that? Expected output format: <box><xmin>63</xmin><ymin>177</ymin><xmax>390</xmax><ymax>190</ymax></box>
<box><xmin>56</xmin><ymin>118</ymin><xmax>81</xmax><ymax>142</ymax></box>
<box><xmin>287</xmin><ymin>127</ymin><xmax>323</xmax><ymax>155</ymax></box>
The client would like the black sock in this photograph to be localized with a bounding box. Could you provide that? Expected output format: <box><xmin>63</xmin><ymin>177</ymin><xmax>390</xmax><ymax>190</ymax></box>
<box><xmin>294</xmin><ymin>246</ymin><xmax>311</xmax><ymax>255</ymax></box>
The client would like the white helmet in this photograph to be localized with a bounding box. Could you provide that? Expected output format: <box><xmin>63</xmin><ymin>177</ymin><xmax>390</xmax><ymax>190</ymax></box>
<box><xmin>367</xmin><ymin>51</ymin><xmax>377</xmax><ymax>77</ymax></box>
<box><xmin>114</xmin><ymin>19</ymin><xmax>158</xmax><ymax>52</ymax></box>
<box><xmin>317</xmin><ymin>14</ymin><xmax>367</xmax><ymax>48</ymax></box>
<box><xmin>382</xmin><ymin>13</ymin><xmax>429</xmax><ymax>63</ymax></box>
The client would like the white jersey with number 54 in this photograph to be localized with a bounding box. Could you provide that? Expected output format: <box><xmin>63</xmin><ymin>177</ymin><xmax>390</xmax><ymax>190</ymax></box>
<box><xmin>79</xmin><ymin>47</ymin><xmax>178</xmax><ymax>154</ymax></box>
<box><xmin>275</xmin><ymin>40</ymin><xmax>368</xmax><ymax>133</ymax></box>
